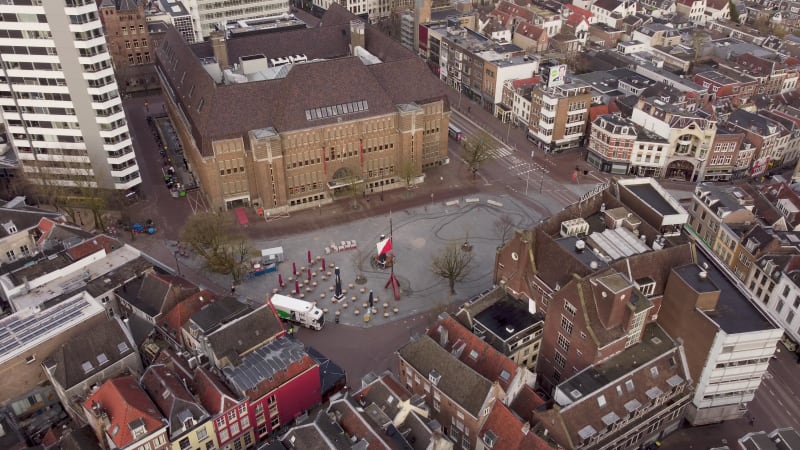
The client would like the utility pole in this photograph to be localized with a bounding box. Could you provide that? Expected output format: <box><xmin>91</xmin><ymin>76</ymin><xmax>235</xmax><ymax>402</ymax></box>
<box><xmin>525</xmin><ymin>171</ymin><xmax>530</xmax><ymax>196</ymax></box>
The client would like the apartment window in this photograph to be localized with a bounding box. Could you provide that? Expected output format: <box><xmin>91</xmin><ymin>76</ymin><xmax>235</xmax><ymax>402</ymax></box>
<box><xmin>794</xmin><ymin>296</ymin><xmax>800</xmax><ymax>309</ymax></box>
<box><xmin>6</xmin><ymin>250</ymin><xmax>16</xmax><ymax>261</ymax></box>
<box><xmin>777</xmin><ymin>300</ymin><xmax>785</xmax><ymax>314</ymax></box>
<box><xmin>560</xmin><ymin>315</ymin><xmax>574</xmax><ymax>335</ymax></box>
<box><xmin>271</xmin><ymin>416</ymin><xmax>280</xmax><ymax>428</ymax></box>
<box><xmin>227</xmin><ymin>410</ymin><xmax>236</xmax><ymax>421</ymax></box>
<box><xmin>215</xmin><ymin>417</ymin><xmax>226</xmax><ymax>428</ymax></box>
<box><xmin>788</xmin><ymin>311</ymin><xmax>796</xmax><ymax>324</ymax></box>
<box><xmin>196</xmin><ymin>428</ymin><xmax>208</xmax><ymax>441</ymax></box>
<box><xmin>19</xmin><ymin>244</ymin><xmax>29</xmax><ymax>255</ymax></box>
<box><xmin>179</xmin><ymin>438</ymin><xmax>190</xmax><ymax>450</ymax></box>
<box><xmin>782</xmin><ymin>286</ymin><xmax>790</xmax><ymax>297</ymax></box>
<box><xmin>554</xmin><ymin>352</ymin><xmax>566</xmax><ymax>368</ymax></box>
<box><xmin>564</xmin><ymin>300</ymin><xmax>577</xmax><ymax>317</ymax></box>
<box><xmin>557</xmin><ymin>334</ymin><xmax>570</xmax><ymax>352</ymax></box>
<box><xmin>125</xmin><ymin>40</ymin><xmax>130</xmax><ymax>49</ymax></box>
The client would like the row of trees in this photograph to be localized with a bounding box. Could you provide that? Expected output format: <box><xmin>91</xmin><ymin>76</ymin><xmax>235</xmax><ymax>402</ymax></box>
<box><xmin>180</xmin><ymin>211</ymin><xmax>518</xmax><ymax>293</ymax></box>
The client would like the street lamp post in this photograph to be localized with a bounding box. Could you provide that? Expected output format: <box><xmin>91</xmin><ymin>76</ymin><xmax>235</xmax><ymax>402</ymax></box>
<box><xmin>525</xmin><ymin>171</ymin><xmax>530</xmax><ymax>196</ymax></box>
<box><xmin>540</xmin><ymin>173</ymin><xmax>545</xmax><ymax>193</ymax></box>
<box><xmin>506</xmin><ymin>120</ymin><xmax>512</xmax><ymax>143</ymax></box>
<box><xmin>173</xmin><ymin>251</ymin><xmax>181</xmax><ymax>275</ymax></box>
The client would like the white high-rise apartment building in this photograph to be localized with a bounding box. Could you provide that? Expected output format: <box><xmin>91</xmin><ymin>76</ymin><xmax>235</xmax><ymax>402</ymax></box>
<box><xmin>183</xmin><ymin>0</ymin><xmax>291</xmax><ymax>40</ymax></box>
<box><xmin>0</xmin><ymin>0</ymin><xmax>140</xmax><ymax>191</ymax></box>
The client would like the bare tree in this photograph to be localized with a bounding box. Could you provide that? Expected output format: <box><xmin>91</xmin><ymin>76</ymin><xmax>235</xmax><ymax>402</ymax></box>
<box><xmin>692</xmin><ymin>32</ymin><xmax>710</xmax><ymax>63</ymax></box>
<box><xmin>351</xmin><ymin>248</ymin><xmax>367</xmax><ymax>283</ymax></box>
<box><xmin>23</xmin><ymin>168</ymin><xmax>113</xmax><ymax>231</ymax></box>
<box><xmin>494</xmin><ymin>213</ymin><xmax>515</xmax><ymax>245</ymax></box>
<box><xmin>462</xmin><ymin>130</ymin><xmax>496</xmax><ymax>179</ymax></box>
<box><xmin>399</xmin><ymin>159</ymin><xmax>421</xmax><ymax>191</ymax></box>
<box><xmin>180</xmin><ymin>212</ymin><xmax>254</xmax><ymax>283</ymax></box>
<box><xmin>431</xmin><ymin>242</ymin><xmax>473</xmax><ymax>295</ymax></box>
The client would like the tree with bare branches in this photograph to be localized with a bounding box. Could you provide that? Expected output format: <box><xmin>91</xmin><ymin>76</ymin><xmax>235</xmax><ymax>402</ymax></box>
<box><xmin>352</xmin><ymin>248</ymin><xmax>367</xmax><ymax>284</ymax></box>
<box><xmin>431</xmin><ymin>242</ymin><xmax>473</xmax><ymax>294</ymax></box>
<box><xmin>180</xmin><ymin>212</ymin><xmax>254</xmax><ymax>283</ymax></box>
<box><xmin>462</xmin><ymin>130</ymin><xmax>496</xmax><ymax>179</ymax></box>
<box><xmin>399</xmin><ymin>159</ymin><xmax>421</xmax><ymax>191</ymax></box>
<box><xmin>494</xmin><ymin>213</ymin><xmax>515</xmax><ymax>245</ymax></box>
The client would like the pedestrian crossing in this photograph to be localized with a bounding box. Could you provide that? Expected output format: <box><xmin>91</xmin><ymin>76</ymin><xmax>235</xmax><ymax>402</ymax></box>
<box><xmin>450</xmin><ymin>112</ymin><xmax>578</xmax><ymax>206</ymax></box>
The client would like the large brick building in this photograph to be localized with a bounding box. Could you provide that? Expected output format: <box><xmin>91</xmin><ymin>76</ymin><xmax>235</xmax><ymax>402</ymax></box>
<box><xmin>99</xmin><ymin>0</ymin><xmax>157</xmax><ymax>93</ymax></box>
<box><xmin>156</xmin><ymin>5</ymin><xmax>450</xmax><ymax>212</ymax></box>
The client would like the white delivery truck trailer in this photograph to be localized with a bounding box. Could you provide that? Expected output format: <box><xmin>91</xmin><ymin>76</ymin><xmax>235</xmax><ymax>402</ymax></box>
<box><xmin>269</xmin><ymin>294</ymin><xmax>325</xmax><ymax>330</ymax></box>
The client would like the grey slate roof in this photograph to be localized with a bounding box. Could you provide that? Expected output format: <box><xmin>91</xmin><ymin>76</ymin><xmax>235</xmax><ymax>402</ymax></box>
<box><xmin>0</xmin><ymin>197</ymin><xmax>64</xmax><ymax>238</ymax></box>
<box><xmin>43</xmin><ymin>316</ymin><xmax>135</xmax><ymax>390</ymax></box>
<box><xmin>397</xmin><ymin>335</ymin><xmax>492</xmax><ymax>417</ymax></box>
<box><xmin>208</xmin><ymin>304</ymin><xmax>284</xmax><ymax>366</ymax></box>
<box><xmin>222</xmin><ymin>336</ymin><xmax>307</xmax><ymax>392</ymax></box>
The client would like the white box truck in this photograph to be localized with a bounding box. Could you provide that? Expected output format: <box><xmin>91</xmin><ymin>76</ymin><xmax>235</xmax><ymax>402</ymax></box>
<box><xmin>269</xmin><ymin>294</ymin><xmax>325</xmax><ymax>330</ymax></box>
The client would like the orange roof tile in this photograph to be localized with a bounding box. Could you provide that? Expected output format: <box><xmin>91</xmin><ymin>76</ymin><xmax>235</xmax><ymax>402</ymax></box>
<box><xmin>35</xmin><ymin>217</ymin><xmax>57</xmax><ymax>245</ymax></box>
<box><xmin>510</xmin><ymin>385</ymin><xmax>546</xmax><ymax>424</ymax></box>
<box><xmin>512</xmin><ymin>76</ymin><xmax>541</xmax><ymax>89</ymax></box>
<box><xmin>426</xmin><ymin>316</ymin><xmax>519</xmax><ymax>392</ymax></box>
<box><xmin>194</xmin><ymin>367</ymin><xmax>240</xmax><ymax>415</ymax></box>
<box><xmin>158</xmin><ymin>289</ymin><xmax>218</xmax><ymax>346</ymax></box>
<box><xmin>84</xmin><ymin>376</ymin><xmax>165</xmax><ymax>449</ymax></box>
<box><xmin>566</xmin><ymin>12</ymin><xmax>589</xmax><ymax>27</ymax></box>
<box><xmin>480</xmin><ymin>403</ymin><xmax>551</xmax><ymax>450</ymax></box>
<box><xmin>565</xmin><ymin>3</ymin><xmax>593</xmax><ymax>17</ymax></box>
<box><xmin>67</xmin><ymin>235</ymin><xmax>121</xmax><ymax>260</ymax></box>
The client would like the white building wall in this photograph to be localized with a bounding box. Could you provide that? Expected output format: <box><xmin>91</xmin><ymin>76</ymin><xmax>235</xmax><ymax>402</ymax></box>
<box><xmin>689</xmin><ymin>328</ymin><xmax>782</xmax><ymax>424</ymax></box>
<box><xmin>493</xmin><ymin>62</ymin><xmax>538</xmax><ymax>105</ymax></box>
<box><xmin>766</xmin><ymin>275</ymin><xmax>800</xmax><ymax>345</ymax></box>
<box><xmin>194</xmin><ymin>0</ymin><xmax>291</xmax><ymax>38</ymax></box>
<box><xmin>0</xmin><ymin>0</ymin><xmax>140</xmax><ymax>190</ymax></box>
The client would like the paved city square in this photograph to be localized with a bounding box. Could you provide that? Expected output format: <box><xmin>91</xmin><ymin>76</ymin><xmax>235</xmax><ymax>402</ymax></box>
<box><xmin>170</xmin><ymin>195</ymin><xmax>545</xmax><ymax>327</ymax></box>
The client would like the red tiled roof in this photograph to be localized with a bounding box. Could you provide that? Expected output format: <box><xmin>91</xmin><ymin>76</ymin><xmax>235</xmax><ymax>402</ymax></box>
<box><xmin>141</xmin><ymin>364</ymin><xmax>199</xmax><ymax>418</ymax></box>
<box><xmin>496</xmin><ymin>0</ymin><xmax>535</xmax><ymax>22</ymax></box>
<box><xmin>35</xmin><ymin>217</ymin><xmax>56</xmax><ymax>245</ymax></box>
<box><xmin>512</xmin><ymin>76</ymin><xmax>541</xmax><ymax>89</ymax></box>
<box><xmin>565</xmin><ymin>3</ymin><xmax>594</xmax><ymax>17</ymax></box>
<box><xmin>158</xmin><ymin>290</ymin><xmax>218</xmax><ymax>346</ymax></box>
<box><xmin>589</xmin><ymin>101</ymin><xmax>618</xmax><ymax>122</ymax></box>
<box><xmin>516</xmin><ymin>21</ymin><xmax>546</xmax><ymax>40</ymax></box>
<box><xmin>332</xmin><ymin>401</ymin><xmax>388</xmax><ymax>448</ymax></box>
<box><xmin>566</xmin><ymin>12</ymin><xmax>589</xmax><ymax>27</ymax></box>
<box><xmin>67</xmin><ymin>235</ymin><xmax>121</xmax><ymax>260</ymax></box>
<box><xmin>426</xmin><ymin>316</ymin><xmax>519</xmax><ymax>392</ymax></box>
<box><xmin>510</xmin><ymin>385</ymin><xmax>546</xmax><ymax>425</ymax></box>
<box><xmin>84</xmin><ymin>376</ymin><xmax>165</xmax><ymax>449</ymax></box>
<box><xmin>480</xmin><ymin>402</ymin><xmax>551</xmax><ymax>450</ymax></box>
<box><xmin>194</xmin><ymin>367</ymin><xmax>240</xmax><ymax>415</ymax></box>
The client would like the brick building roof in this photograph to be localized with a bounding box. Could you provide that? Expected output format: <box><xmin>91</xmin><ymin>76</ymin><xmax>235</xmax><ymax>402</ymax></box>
<box><xmin>156</xmin><ymin>4</ymin><xmax>448</xmax><ymax>157</ymax></box>
<box><xmin>427</xmin><ymin>315</ymin><xmax>520</xmax><ymax>393</ymax></box>
<box><xmin>84</xmin><ymin>376</ymin><xmax>165</xmax><ymax>449</ymax></box>
<box><xmin>397</xmin><ymin>335</ymin><xmax>493</xmax><ymax>418</ymax></box>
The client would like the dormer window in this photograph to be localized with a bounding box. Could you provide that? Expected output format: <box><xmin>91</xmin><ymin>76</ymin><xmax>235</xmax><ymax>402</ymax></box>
<box><xmin>428</xmin><ymin>369</ymin><xmax>442</xmax><ymax>386</ymax></box>
<box><xmin>483</xmin><ymin>430</ymin><xmax>498</xmax><ymax>448</ymax></box>
<box><xmin>2</xmin><ymin>221</ymin><xmax>18</xmax><ymax>234</ymax></box>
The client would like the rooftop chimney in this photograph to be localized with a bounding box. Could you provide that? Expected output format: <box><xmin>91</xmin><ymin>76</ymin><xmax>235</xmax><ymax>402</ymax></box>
<box><xmin>210</xmin><ymin>29</ymin><xmax>229</xmax><ymax>69</ymax></box>
<box><xmin>350</xmin><ymin>19</ymin><xmax>365</xmax><ymax>54</ymax></box>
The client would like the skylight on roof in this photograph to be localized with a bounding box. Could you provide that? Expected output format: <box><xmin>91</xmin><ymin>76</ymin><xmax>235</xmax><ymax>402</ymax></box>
<box><xmin>117</xmin><ymin>341</ymin><xmax>130</xmax><ymax>354</ymax></box>
<box><xmin>305</xmin><ymin>100</ymin><xmax>368</xmax><ymax>121</ymax></box>
<box><xmin>500</xmin><ymin>370</ymin><xmax>511</xmax><ymax>382</ymax></box>
<box><xmin>81</xmin><ymin>361</ymin><xmax>94</xmax><ymax>374</ymax></box>
<box><xmin>97</xmin><ymin>353</ymin><xmax>109</xmax><ymax>366</ymax></box>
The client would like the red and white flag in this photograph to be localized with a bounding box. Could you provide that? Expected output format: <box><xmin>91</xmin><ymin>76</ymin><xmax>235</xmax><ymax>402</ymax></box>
<box><xmin>376</xmin><ymin>237</ymin><xmax>392</xmax><ymax>255</ymax></box>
